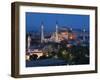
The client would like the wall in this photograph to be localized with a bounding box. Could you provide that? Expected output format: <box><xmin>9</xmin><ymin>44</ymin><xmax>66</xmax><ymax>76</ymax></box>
<box><xmin>0</xmin><ymin>0</ymin><xmax>99</xmax><ymax>80</ymax></box>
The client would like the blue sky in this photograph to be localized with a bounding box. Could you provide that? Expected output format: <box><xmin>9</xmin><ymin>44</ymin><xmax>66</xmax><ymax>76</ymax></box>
<box><xmin>26</xmin><ymin>12</ymin><xmax>89</xmax><ymax>33</ymax></box>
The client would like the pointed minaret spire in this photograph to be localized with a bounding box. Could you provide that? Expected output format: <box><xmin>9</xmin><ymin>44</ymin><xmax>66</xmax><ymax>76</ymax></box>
<box><xmin>83</xmin><ymin>28</ymin><xmax>86</xmax><ymax>41</ymax></box>
<box><xmin>55</xmin><ymin>21</ymin><xmax>58</xmax><ymax>42</ymax></box>
<box><xmin>41</xmin><ymin>21</ymin><xmax>44</xmax><ymax>43</ymax></box>
<box><xmin>70</xmin><ymin>27</ymin><xmax>73</xmax><ymax>31</ymax></box>
<box><xmin>27</xmin><ymin>35</ymin><xmax>31</xmax><ymax>53</ymax></box>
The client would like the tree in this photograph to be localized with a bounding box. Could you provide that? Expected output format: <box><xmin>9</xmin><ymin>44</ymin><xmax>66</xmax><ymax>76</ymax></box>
<box><xmin>57</xmin><ymin>47</ymin><xmax>73</xmax><ymax>64</ymax></box>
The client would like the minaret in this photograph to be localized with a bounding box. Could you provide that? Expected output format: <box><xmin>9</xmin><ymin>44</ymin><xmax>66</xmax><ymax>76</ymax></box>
<box><xmin>83</xmin><ymin>28</ymin><xmax>86</xmax><ymax>41</ymax></box>
<box><xmin>41</xmin><ymin>22</ymin><xmax>44</xmax><ymax>43</ymax></box>
<box><xmin>70</xmin><ymin>28</ymin><xmax>73</xmax><ymax>32</ymax></box>
<box><xmin>27</xmin><ymin>35</ymin><xmax>31</xmax><ymax>53</ymax></box>
<box><xmin>55</xmin><ymin>22</ymin><xmax>58</xmax><ymax>42</ymax></box>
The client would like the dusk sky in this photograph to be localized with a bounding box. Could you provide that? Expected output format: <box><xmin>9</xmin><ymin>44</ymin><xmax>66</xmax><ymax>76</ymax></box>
<box><xmin>26</xmin><ymin>12</ymin><xmax>90</xmax><ymax>33</ymax></box>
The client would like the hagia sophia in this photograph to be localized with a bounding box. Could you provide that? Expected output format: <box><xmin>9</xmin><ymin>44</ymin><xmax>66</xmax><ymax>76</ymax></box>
<box><xmin>26</xmin><ymin>22</ymin><xmax>89</xmax><ymax>60</ymax></box>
